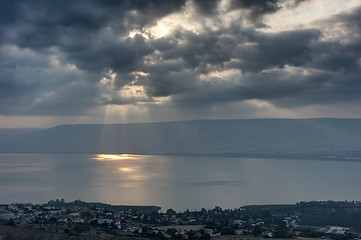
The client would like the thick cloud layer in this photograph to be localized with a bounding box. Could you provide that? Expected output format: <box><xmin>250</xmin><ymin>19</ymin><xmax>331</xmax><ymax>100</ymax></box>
<box><xmin>0</xmin><ymin>0</ymin><xmax>360</xmax><ymax>122</ymax></box>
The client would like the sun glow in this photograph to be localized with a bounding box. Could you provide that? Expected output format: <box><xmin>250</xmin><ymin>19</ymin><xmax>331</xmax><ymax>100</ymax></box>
<box><xmin>147</xmin><ymin>1</ymin><xmax>202</xmax><ymax>39</ymax></box>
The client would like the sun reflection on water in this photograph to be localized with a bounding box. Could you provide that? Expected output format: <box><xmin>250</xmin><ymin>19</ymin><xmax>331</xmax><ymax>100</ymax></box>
<box><xmin>92</xmin><ymin>154</ymin><xmax>151</xmax><ymax>181</ymax></box>
<box><xmin>118</xmin><ymin>167</ymin><xmax>133</xmax><ymax>172</ymax></box>
<box><xmin>93</xmin><ymin>154</ymin><xmax>142</xmax><ymax>161</ymax></box>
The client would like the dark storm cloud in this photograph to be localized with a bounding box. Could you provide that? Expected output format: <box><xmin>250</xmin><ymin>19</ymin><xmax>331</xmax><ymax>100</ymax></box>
<box><xmin>192</xmin><ymin>0</ymin><xmax>315</xmax><ymax>25</ymax></box>
<box><xmin>141</xmin><ymin>27</ymin><xmax>321</xmax><ymax>101</ymax></box>
<box><xmin>0</xmin><ymin>0</ymin><xmax>186</xmax><ymax>49</ymax></box>
<box><xmin>0</xmin><ymin>0</ymin><xmax>360</xmax><ymax>117</ymax></box>
<box><xmin>311</xmin><ymin>7</ymin><xmax>361</xmax><ymax>73</ymax></box>
<box><xmin>0</xmin><ymin>0</ymin><xmax>187</xmax><ymax>115</ymax></box>
<box><xmin>234</xmin><ymin>29</ymin><xmax>321</xmax><ymax>72</ymax></box>
<box><xmin>168</xmin><ymin>70</ymin><xmax>328</xmax><ymax>107</ymax></box>
<box><xmin>143</xmin><ymin>71</ymin><xmax>201</xmax><ymax>98</ymax></box>
<box><xmin>145</xmin><ymin>5</ymin><xmax>361</xmax><ymax>109</ymax></box>
<box><xmin>229</xmin><ymin>0</ymin><xmax>281</xmax><ymax>24</ymax></box>
<box><xmin>66</xmin><ymin>35</ymin><xmax>153</xmax><ymax>74</ymax></box>
<box><xmin>193</xmin><ymin>0</ymin><xmax>221</xmax><ymax>15</ymax></box>
<box><xmin>150</xmin><ymin>26</ymin><xmax>320</xmax><ymax>74</ymax></box>
<box><xmin>192</xmin><ymin>0</ymin><xmax>282</xmax><ymax>23</ymax></box>
<box><xmin>159</xmin><ymin>29</ymin><xmax>240</xmax><ymax>71</ymax></box>
<box><xmin>0</xmin><ymin>45</ymin><xmax>97</xmax><ymax>116</ymax></box>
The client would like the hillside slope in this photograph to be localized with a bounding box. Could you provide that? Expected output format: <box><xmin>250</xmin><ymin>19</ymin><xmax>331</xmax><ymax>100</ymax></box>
<box><xmin>0</xmin><ymin>119</ymin><xmax>360</xmax><ymax>155</ymax></box>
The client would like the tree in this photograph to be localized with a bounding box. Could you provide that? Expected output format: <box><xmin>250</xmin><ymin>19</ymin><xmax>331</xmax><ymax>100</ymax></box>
<box><xmin>252</xmin><ymin>225</ymin><xmax>263</xmax><ymax>237</ymax></box>
<box><xmin>166</xmin><ymin>208</ymin><xmax>177</xmax><ymax>216</ymax></box>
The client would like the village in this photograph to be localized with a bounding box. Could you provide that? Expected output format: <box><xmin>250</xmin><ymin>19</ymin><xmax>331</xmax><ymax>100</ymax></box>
<box><xmin>0</xmin><ymin>200</ymin><xmax>360</xmax><ymax>240</ymax></box>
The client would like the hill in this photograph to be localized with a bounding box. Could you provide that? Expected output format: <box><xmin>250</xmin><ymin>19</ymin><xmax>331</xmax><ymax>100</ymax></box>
<box><xmin>0</xmin><ymin>119</ymin><xmax>361</xmax><ymax>156</ymax></box>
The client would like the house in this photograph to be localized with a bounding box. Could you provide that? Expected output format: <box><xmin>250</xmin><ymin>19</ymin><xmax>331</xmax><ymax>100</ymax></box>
<box><xmin>233</xmin><ymin>219</ymin><xmax>246</xmax><ymax>225</ymax></box>
<box><xmin>121</xmin><ymin>222</ymin><xmax>135</xmax><ymax>231</ymax></box>
<box><xmin>170</xmin><ymin>217</ymin><xmax>180</xmax><ymax>224</ymax></box>
<box><xmin>205</xmin><ymin>229</ymin><xmax>214</xmax><ymax>236</ymax></box>
<box><xmin>145</xmin><ymin>229</ymin><xmax>156</xmax><ymax>235</ymax></box>
<box><xmin>96</xmin><ymin>218</ymin><xmax>113</xmax><ymax>225</ymax></box>
<box><xmin>20</xmin><ymin>218</ymin><xmax>34</xmax><ymax>225</ymax></box>
<box><xmin>179</xmin><ymin>233</ymin><xmax>189</xmax><ymax>239</ymax></box>
<box><xmin>188</xmin><ymin>219</ymin><xmax>196</xmax><ymax>224</ymax></box>
<box><xmin>69</xmin><ymin>212</ymin><xmax>80</xmax><ymax>217</ymax></box>
<box><xmin>134</xmin><ymin>227</ymin><xmax>143</xmax><ymax>234</ymax></box>
<box><xmin>58</xmin><ymin>215</ymin><xmax>73</xmax><ymax>223</ymax></box>
<box><xmin>24</xmin><ymin>205</ymin><xmax>32</xmax><ymax>211</ymax></box>
<box><xmin>9</xmin><ymin>204</ymin><xmax>19</xmax><ymax>212</ymax></box>
<box><xmin>318</xmin><ymin>226</ymin><xmax>350</xmax><ymax>235</ymax></box>
<box><xmin>115</xmin><ymin>221</ymin><xmax>122</xmax><ymax>229</ymax></box>
<box><xmin>49</xmin><ymin>210</ymin><xmax>62</xmax><ymax>215</ymax></box>
<box><xmin>72</xmin><ymin>218</ymin><xmax>85</xmax><ymax>223</ymax></box>
<box><xmin>262</xmin><ymin>231</ymin><xmax>274</xmax><ymax>238</ymax></box>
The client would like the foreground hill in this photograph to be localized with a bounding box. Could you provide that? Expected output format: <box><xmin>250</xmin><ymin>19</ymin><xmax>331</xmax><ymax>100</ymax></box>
<box><xmin>0</xmin><ymin>119</ymin><xmax>361</xmax><ymax>156</ymax></box>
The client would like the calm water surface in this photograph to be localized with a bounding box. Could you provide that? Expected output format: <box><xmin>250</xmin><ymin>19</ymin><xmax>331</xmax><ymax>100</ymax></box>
<box><xmin>0</xmin><ymin>153</ymin><xmax>360</xmax><ymax>210</ymax></box>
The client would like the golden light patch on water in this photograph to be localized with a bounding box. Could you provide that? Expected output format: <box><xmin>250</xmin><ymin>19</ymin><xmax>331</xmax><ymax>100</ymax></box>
<box><xmin>129</xmin><ymin>175</ymin><xmax>148</xmax><ymax>181</ymax></box>
<box><xmin>118</xmin><ymin>167</ymin><xmax>134</xmax><ymax>172</ymax></box>
<box><xmin>93</xmin><ymin>154</ymin><xmax>143</xmax><ymax>161</ymax></box>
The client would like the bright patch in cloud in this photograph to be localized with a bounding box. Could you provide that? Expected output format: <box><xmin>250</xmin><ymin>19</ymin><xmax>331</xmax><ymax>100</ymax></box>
<box><xmin>263</xmin><ymin>0</ymin><xmax>358</xmax><ymax>32</ymax></box>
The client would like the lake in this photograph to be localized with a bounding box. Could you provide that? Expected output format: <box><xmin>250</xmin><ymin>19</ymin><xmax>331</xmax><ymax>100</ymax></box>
<box><xmin>0</xmin><ymin>153</ymin><xmax>360</xmax><ymax>211</ymax></box>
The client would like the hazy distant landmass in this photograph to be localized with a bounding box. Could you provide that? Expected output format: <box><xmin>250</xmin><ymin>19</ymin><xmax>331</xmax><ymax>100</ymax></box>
<box><xmin>1</xmin><ymin>119</ymin><xmax>361</xmax><ymax>157</ymax></box>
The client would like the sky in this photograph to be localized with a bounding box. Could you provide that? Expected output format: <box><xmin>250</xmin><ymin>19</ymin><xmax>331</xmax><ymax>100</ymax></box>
<box><xmin>0</xmin><ymin>0</ymin><xmax>360</xmax><ymax>128</ymax></box>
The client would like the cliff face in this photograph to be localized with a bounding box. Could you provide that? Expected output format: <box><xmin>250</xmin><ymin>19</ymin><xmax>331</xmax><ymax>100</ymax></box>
<box><xmin>1</xmin><ymin>119</ymin><xmax>361</xmax><ymax>155</ymax></box>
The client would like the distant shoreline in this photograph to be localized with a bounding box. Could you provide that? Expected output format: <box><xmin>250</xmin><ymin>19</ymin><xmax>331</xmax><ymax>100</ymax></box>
<box><xmin>1</xmin><ymin>151</ymin><xmax>361</xmax><ymax>162</ymax></box>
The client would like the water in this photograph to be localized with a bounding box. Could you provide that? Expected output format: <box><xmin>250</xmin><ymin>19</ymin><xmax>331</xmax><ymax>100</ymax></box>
<box><xmin>0</xmin><ymin>153</ymin><xmax>361</xmax><ymax>211</ymax></box>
